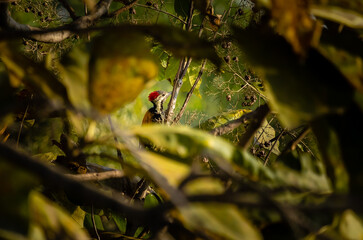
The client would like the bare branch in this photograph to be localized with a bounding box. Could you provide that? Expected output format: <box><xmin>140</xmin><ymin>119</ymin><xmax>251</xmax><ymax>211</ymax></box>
<box><xmin>65</xmin><ymin>170</ymin><xmax>125</xmax><ymax>181</ymax></box>
<box><xmin>210</xmin><ymin>104</ymin><xmax>269</xmax><ymax>136</ymax></box>
<box><xmin>238</xmin><ymin>104</ymin><xmax>270</xmax><ymax>149</ymax></box>
<box><xmin>173</xmin><ymin>60</ymin><xmax>206</xmax><ymax>123</ymax></box>
<box><xmin>264</xmin><ymin>128</ymin><xmax>285</xmax><ymax>166</ymax></box>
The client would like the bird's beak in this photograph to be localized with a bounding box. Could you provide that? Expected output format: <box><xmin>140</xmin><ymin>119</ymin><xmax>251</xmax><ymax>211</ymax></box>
<box><xmin>167</xmin><ymin>92</ymin><xmax>172</xmax><ymax>97</ymax></box>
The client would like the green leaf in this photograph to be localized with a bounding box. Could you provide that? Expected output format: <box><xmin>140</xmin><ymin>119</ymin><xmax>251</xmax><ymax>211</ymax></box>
<box><xmin>144</xmin><ymin>193</ymin><xmax>160</xmax><ymax>208</ymax></box>
<box><xmin>83</xmin><ymin>213</ymin><xmax>104</xmax><ymax>231</ymax></box>
<box><xmin>233</xmin><ymin>26</ymin><xmax>354</xmax><ymax>128</ymax></box>
<box><xmin>311</xmin><ymin>118</ymin><xmax>349</xmax><ymax>193</ymax></box>
<box><xmin>29</xmin><ymin>191</ymin><xmax>89</xmax><ymax>240</ymax></box>
<box><xmin>179</xmin><ymin>203</ymin><xmax>262</xmax><ymax>240</ymax></box>
<box><xmin>112</xmin><ymin>213</ymin><xmax>127</xmax><ymax>234</ymax></box>
<box><xmin>132</xmin><ymin>125</ymin><xmax>331</xmax><ymax>192</ymax></box>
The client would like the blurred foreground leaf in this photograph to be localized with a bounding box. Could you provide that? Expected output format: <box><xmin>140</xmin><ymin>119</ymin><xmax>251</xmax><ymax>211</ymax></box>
<box><xmin>57</xmin><ymin>45</ymin><xmax>90</xmax><ymax>111</ymax></box>
<box><xmin>179</xmin><ymin>203</ymin><xmax>262</xmax><ymax>240</ymax></box>
<box><xmin>0</xmin><ymin>43</ymin><xmax>70</xmax><ymax>109</ymax></box>
<box><xmin>233</xmin><ymin>26</ymin><xmax>354</xmax><ymax>128</ymax></box>
<box><xmin>0</xmin><ymin>160</ymin><xmax>38</xmax><ymax>236</ymax></box>
<box><xmin>256</xmin><ymin>0</ymin><xmax>314</xmax><ymax>54</ymax></box>
<box><xmin>131</xmin><ymin>125</ymin><xmax>330</xmax><ymax>192</ymax></box>
<box><xmin>311</xmin><ymin>5</ymin><xmax>363</xmax><ymax>29</ymax></box>
<box><xmin>29</xmin><ymin>192</ymin><xmax>89</xmax><ymax>240</ymax></box>
<box><xmin>89</xmin><ymin>31</ymin><xmax>158</xmax><ymax>114</ymax></box>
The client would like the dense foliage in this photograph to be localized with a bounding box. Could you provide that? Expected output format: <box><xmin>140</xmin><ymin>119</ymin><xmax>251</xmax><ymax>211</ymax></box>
<box><xmin>0</xmin><ymin>0</ymin><xmax>363</xmax><ymax>239</ymax></box>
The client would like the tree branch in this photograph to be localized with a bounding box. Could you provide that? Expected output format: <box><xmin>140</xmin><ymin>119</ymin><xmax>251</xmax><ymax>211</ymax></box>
<box><xmin>210</xmin><ymin>104</ymin><xmax>269</xmax><ymax>137</ymax></box>
<box><xmin>58</xmin><ymin>0</ymin><xmax>78</xmax><ymax>21</ymax></box>
<box><xmin>238</xmin><ymin>104</ymin><xmax>270</xmax><ymax>149</ymax></box>
<box><xmin>65</xmin><ymin>170</ymin><xmax>124</xmax><ymax>181</ymax></box>
<box><xmin>173</xmin><ymin>59</ymin><xmax>206</xmax><ymax>123</ymax></box>
<box><xmin>0</xmin><ymin>142</ymin><xmax>163</xmax><ymax>226</ymax></box>
<box><xmin>165</xmin><ymin>2</ymin><xmax>194</xmax><ymax>124</ymax></box>
<box><xmin>0</xmin><ymin>0</ymin><xmax>113</xmax><ymax>43</ymax></box>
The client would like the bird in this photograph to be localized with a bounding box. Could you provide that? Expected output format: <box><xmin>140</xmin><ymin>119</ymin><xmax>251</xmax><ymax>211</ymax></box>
<box><xmin>142</xmin><ymin>90</ymin><xmax>171</xmax><ymax>125</ymax></box>
<box><xmin>134</xmin><ymin>90</ymin><xmax>171</xmax><ymax>202</ymax></box>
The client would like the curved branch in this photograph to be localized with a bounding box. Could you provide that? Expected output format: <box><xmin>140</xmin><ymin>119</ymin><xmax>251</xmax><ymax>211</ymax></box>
<box><xmin>210</xmin><ymin>104</ymin><xmax>270</xmax><ymax>136</ymax></box>
<box><xmin>0</xmin><ymin>0</ymin><xmax>113</xmax><ymax>43</ymax></box>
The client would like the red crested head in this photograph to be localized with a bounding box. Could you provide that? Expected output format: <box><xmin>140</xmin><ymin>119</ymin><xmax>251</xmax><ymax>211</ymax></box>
<box><xmin>148</xmin><ymin>91</ymin><xmax>160</xmax><ymax>102</ymax></box>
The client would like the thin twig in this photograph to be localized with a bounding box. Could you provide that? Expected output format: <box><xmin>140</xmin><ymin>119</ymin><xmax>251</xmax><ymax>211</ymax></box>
<box><xmin>289</xmin><ymin>127</ymin><xmax>311</xmax><ymax>151</ymax></box>
<box><xmin>135</xmin><ymin>3</ymin><xmax>187</xmax><ymax>25</ymax></box>
<box><xmin>107</xmin><ymin>116</ymin><xmax>124</xmax><ymax>165</ymax></box>
<box><xmin>228</xmin><ymin>66</ymin><xmax>268</xmax><ymax>100</ymax></box>
<box><xmin>16</xmin><ymin>94</ymin><xmax>32</xmax><ymax>147</ymax></box>
<box><xmin>91</xmin><ymin>204</ymin><xmax>101</xmax><ymax>240</ymax></box>
<box><xmin>109</xmin><ymin>0</ymin><xmax>139</xmax><ymax>17</ymax></box>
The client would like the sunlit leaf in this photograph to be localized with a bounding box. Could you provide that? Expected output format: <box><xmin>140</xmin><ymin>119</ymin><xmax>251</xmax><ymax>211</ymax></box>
<box><xmin>29</xmin><ymin>191</ymin><xmax>89</xmax><ymax>240</ymax></box>
<box><xmin>199</xmin><ymin>109</ymin><xmax>251</xmax><ymax>131</ymax></box>
<box><xmin>233</xmin><ymin>26</ymin><xmax>354</xmax><ymax>128</ymax></box>
<box><xmin>137</xmin><ymin>151</ymin><xmax>190</xmax><ymax>187</ymax></box>
<box><xmin>183</xmin><ymin>178</ymin><xmax>225</xmax><ymax>195</ymax></box>
<box><xmin>311</xmin><ymin>5</ymin><xmax>363</xmax><ymax>28</ymax></box>
<box><xmin>131</xmin><ymin>125</ymin><xmax>332</xmax><ymax>192</ymax></box>
<box><xmin>254</xmin><ymin>119</ymin><xmax>280</xmax><ymax>155</ymax></box>
<box><xmin>179</xmin><ymin>203</ymin><xmax>262</xmax><ymax>240</ymax></box>
<box><xmin>89</xmin><ymin>31</ymin><xmax>158</xmax><ymax>114</ymax></box>
<box><xmin>305</xmin><ymin>209</ymin><xmax>363</xmax><ymax>240</ymax></box>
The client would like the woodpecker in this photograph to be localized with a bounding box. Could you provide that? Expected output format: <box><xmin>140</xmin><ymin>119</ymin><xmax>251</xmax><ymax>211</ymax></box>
<box><xmin>142</xmin><ymin>90</ymin><xmax>171</xmax><ymax>125</ymax></box>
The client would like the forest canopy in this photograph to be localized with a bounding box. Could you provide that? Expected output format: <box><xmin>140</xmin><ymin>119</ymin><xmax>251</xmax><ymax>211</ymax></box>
<box><xmin>0</xmin><ymin>0</ymin><xmax>363</xmax><ymax>239</ymax></box>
